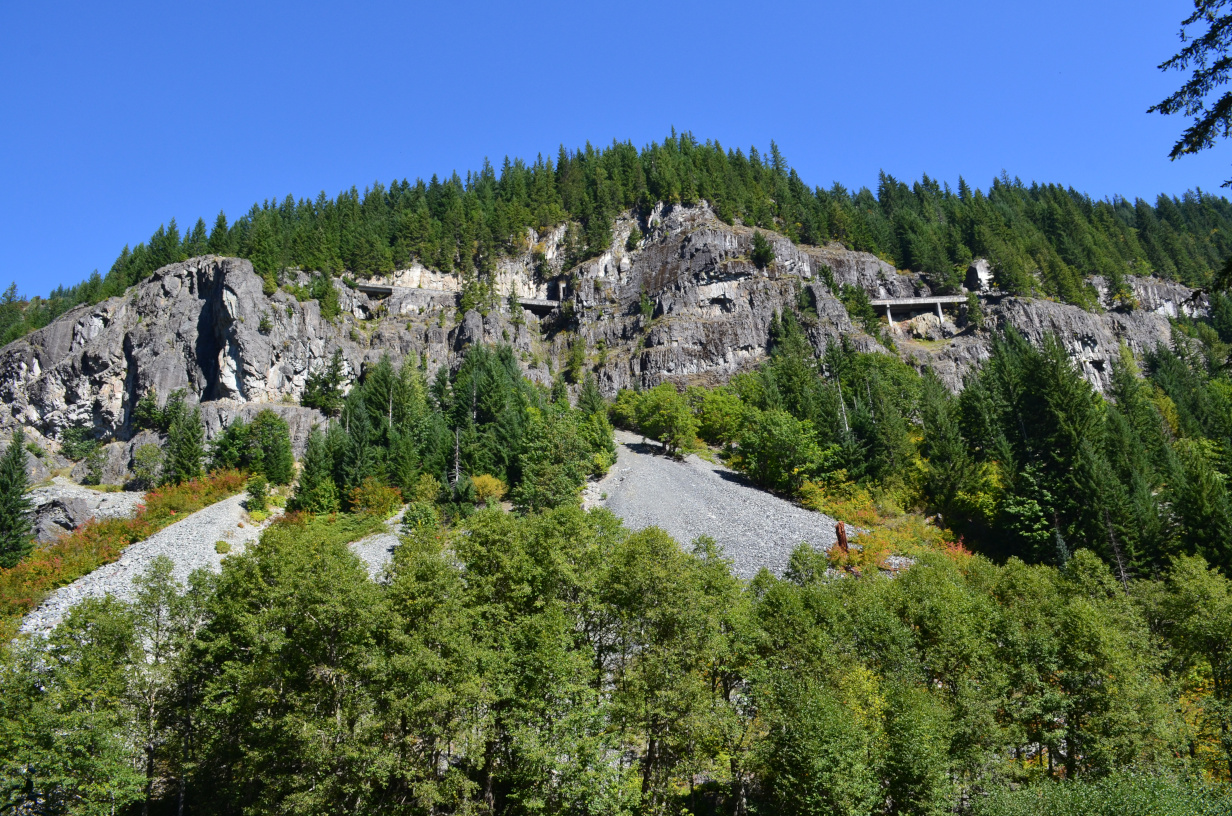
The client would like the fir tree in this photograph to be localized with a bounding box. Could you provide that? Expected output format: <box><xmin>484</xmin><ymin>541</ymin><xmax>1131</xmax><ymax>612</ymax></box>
<box><xmin>303</xmin><ymin>349</ymin><xmax>347</xmax><ymax>417</ymax></box>
<box><xmin>578</xmin><ymin>372</ymin><xmax>606</xmax><ymax>417</ymax></box>
<box><xmin>289</xmin><ymin>429</ymin><xmax>340</xmax><ymax>514</ymax></box>
<box><xmin>164</xmin><ymin>406</ymin><xmax>204</xmax><ymax>485</ymax></box>
<box><xmin>0</xmin><ymin>427</ymin><xmax>32</xmax><ymax>567</ymax></box>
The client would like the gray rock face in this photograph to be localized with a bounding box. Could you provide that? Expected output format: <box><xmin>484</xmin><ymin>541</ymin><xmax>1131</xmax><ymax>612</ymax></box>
<box><xmin>0</xmin><ymin>206</ymin><xmax>1210</xmax><ymax>469</ymax></box>
<box><xmin>966</xmin><ymin>259</ymin><xmax>995</xmax><ymax>292</ymax></box>
<box><xmin>27</xmin><ymin>477</ymin><xmax>144</xmax><ymax>543</ymax></box>
<box><xmin>0</xmin><ymin>256</ymin><xmax>535</xmax><ymax>468</ymax></box>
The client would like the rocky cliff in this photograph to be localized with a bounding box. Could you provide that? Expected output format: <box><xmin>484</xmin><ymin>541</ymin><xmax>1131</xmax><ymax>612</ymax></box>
<box><xmin>0</xmin><ymin>203</ymin><xmax>1207</xmax><ymax>484</ymax></box>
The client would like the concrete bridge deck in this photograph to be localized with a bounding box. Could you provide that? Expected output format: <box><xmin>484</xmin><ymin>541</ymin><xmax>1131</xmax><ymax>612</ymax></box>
<box><xmin>869</xmin><ymin>295</ymin><xmax>967</xmax><ymax>325</ymax></box>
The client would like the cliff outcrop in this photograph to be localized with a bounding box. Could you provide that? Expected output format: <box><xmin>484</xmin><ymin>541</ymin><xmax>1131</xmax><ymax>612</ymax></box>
<box><xmin>0</xmin><ymin>203</ymin><xmax>1208</xmax><ymax>483</ymax></box>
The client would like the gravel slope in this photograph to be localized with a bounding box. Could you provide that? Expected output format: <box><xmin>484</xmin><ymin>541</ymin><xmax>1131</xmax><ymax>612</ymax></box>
<box><xmin>585</xmin><ymin>431</ymin><xmax>837</xmax><ymax>579</ymax></box>
<box><xmin>348</xmin><ymin>509</ymin><xmax>406</xmax><ymax>580</ymax></box>
<box><xmin>19</xmin><ymin>494</ymin><xmax>274</xmax><ymax>635</ymax></box>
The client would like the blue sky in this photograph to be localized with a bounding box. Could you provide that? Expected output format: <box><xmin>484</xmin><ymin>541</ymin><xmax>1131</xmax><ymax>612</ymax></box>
<box><xmin>1</xmin><ymin>0</ymin><xmax>1227</xmax><ymax>297</ymax></box>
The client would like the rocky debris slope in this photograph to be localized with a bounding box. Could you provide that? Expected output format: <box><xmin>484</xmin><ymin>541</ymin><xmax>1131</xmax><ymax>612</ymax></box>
<box><xmin>0</xmin><ymin>204</ymin><xmax>1212</xmax><ymax>480</ymax></box>
<box><xmin>19</xmin><ymin>494</ymin><xmax>276</xmax><ymax>635</ymax></box>
<box><xmin>585</xmin><ymin>431</ymin><xmax>838</xmax><ymax>579</ymax></box>
<box><xmin>27</xmin><ymin>477</ymin><xmax>145</xmax><ymax>543</ymax></box>
<box><xmin>347</xmin><ymin>508</ymin><xmax>406</xmax><ymax>580</ymax></box>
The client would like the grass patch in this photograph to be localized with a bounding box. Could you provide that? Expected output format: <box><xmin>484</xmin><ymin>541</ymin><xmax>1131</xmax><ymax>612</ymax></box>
<box><xmin>82</xmin><ymin>483</ymin><xmax>125</xmax><ymax>493</ymax></box>
<box><xmin>261</xmin><ymin>511</ymin><xmax>388</xmax><ymax>551</ymax></box>
<box><xmin>0</xmin><ymin>470</ymin><xmax>247</xmax><ymax>640</ymax></box>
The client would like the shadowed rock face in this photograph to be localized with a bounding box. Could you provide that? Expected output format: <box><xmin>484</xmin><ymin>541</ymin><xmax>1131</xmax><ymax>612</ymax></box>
<box><xmin>0</xmin><ymin>204</ymin><xmax>1209</xmax><ymax>484</ymax></box>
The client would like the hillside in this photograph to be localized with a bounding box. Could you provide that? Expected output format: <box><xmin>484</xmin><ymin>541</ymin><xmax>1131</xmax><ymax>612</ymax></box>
<box><xmin>3</xmin><ymin>182</ymin><xmax>1232</xmax><ymax>814</ymax></box>
<box><xmin>0</xmin><ymin>200</ymin><xmax>1207</xmax><ymax>464</ymax></box>
<box><xmin>3</xmin><ymin>133</ymin><xmax>1231</xmax><ymax>346</ymax></box>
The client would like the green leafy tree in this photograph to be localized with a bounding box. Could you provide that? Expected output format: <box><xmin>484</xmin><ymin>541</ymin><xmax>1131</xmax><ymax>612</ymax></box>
<box><xmin>131</xmin><ymin>443</ymin><xmax>164</xmax><ymax>490</ymax></box>
<box><xmin>634</xmin><ymin>383</ymin><xmax>697</xmax><ymax>457</ymax></box>
<box><xmin>738</xmin><ymin>408</ymin><xmax>830</xmax><ymax>494</ymax></box>
<box><xmin>0</xmin><ymin>427</ymin><xmax>33</xmax><ymax>568</ymax></box>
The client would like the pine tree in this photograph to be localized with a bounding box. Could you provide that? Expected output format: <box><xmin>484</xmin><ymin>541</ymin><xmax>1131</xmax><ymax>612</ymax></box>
<box><xmin>131</xmin><ymin>389</ymin><xmax>163</xmax><ymax>432</ymax></box>
<box><xmin>289</xmin><ymin>429</ymin><xmax>340</xmax><ymax>514</ymax></box>
<box><xmin>751</xmin><ymin>230</ymin><xmax>775</xmax><ymax>270</ymax></box>
<box><xmin>0</xmin><ymin>427</ymin><xmax>33</xmax><ymax>567</ymax></box>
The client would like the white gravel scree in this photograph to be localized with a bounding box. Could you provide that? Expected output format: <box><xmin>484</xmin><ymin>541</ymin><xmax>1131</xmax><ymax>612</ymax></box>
<box><xmin>19</xmin><ymin>494</ymin><xmax>273</xmax><ymax>636</ymax></box>
<box><xmin>585</xmin><ymin>431</ymin><xmax>838</xmax><ymax>579</ymax></box>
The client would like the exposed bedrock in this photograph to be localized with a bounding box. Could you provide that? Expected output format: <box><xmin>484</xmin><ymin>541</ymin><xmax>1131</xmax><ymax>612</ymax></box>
<box><xmin>0</xmin><ymin>203</ymin><xmax>1208</xmax><ymax>482</ymax></box>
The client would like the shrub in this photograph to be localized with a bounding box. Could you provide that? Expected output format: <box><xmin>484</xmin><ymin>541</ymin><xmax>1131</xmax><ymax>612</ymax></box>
<box><xmin>246</xmin><ymin>474</ymin><xmax>269</xmax><ymax>513</ymax></box>
<box><xmin>402</xmin><ymin>501</ymin><xmax>440</xmax><ymax>533</ymax></box>
<box><xmin>472</xmin><ymin>474</ymin><xmax>507</xmax><ymax>505</ymax></box>
<box><xmin>971</xmin><ymin>771</ymin><xmax>1232</xmax><ymax>816</ymax></box>
<box><xmin>214</xmin><ymin>540</ymin><xmax>231</xmax><ymax>554</ymax></box>
<box><xmin>265</xmin><ymin>510</ymin><xmax>386</xmax><ymax>550</ymax></box>
<box><xmin>347</xmin><ymin>477</ymin><xmax>403</xmax><ymax>517</ymax></box>
<box><xmin>410</xmin><ymin>473</ymin><xmax>442</xmax><ymax>504</ymax></box>
<box><xmin>131</xmin><ymin>443</ymin><xmax>163</xmax><ymax>490</ymax></box>
<box><xmin>639</xmin><ymin>288</ymin><xmax>655</xmax><ymax>320</ymax></box>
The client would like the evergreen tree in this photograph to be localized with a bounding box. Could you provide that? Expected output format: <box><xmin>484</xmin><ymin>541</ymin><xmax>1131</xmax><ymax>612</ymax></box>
<box><xmin>750</xmin><ymin>229</ymin><xmax>775</xmax><ymax>269</ymax></box>
<box><xmin>578</xmin><ymin>372</ymin><xmax>605</xmax><ymax>416</ymax></box>
<box><xmin>0</xmin><ymin>427</ymin><xmax>33</xmax><ymax>568</ymax></box>
<box><xmin>245</xmin><ymin>410</ymin><xmax>295</xmax><ymax>485</ymax></box>
<box><xmin>289</xmin><ymin>429</ymin><xmax>340</xmax><ymax>514</ymax></box>
<box><xmin>131</xmin><ymin>389</ymin><xmax>163</xmax><ymax>432</ymax></box>
<box><xmin>303</xmin><ymin>349</ymin><xmax>346</xmax><ymax>417</ymax></box>
<box><xmin>163</xmin><ymin>406</ymin><xmax>204</xmax><ymax>485</ymax></box>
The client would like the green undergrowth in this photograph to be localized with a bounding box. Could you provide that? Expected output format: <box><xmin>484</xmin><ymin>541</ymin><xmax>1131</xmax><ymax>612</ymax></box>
<box><xmin>261</xmin><ymin>510</ymin><xmax>389</xmax><ymax>552</ymax></box>
<box><xmin>971</xmin><ymin>770</ymin><xmax>1232</xmax><ymax>816</ymax></box>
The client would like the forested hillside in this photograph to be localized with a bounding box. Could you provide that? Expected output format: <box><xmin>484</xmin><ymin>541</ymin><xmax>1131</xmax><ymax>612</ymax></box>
<box><xmin>4</xmin><ymin>131</ymin><xmax>1232</xmax><ymax>345</ymax></box>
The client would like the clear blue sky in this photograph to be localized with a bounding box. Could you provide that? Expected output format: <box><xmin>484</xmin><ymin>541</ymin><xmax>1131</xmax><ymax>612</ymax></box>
<box><xmin>1</xmin><ymin>0</ymin><xmax>1226</xmax><ymax>297</ymax></box>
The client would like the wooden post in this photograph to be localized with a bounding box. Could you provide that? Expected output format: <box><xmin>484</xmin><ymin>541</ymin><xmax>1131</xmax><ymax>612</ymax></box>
<box><xmin>835</xmin><ymin>521</ymin><xmax>848</xmax><ymax>555</ymax></box>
